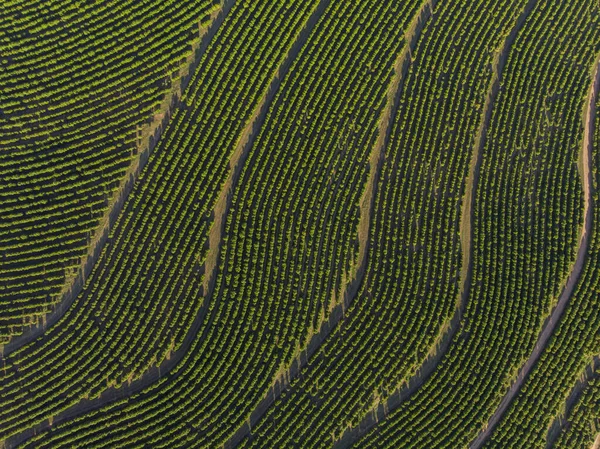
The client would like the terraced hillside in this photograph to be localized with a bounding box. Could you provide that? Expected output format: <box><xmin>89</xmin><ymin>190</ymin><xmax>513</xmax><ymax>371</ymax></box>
<box><xmin>2</xmin><ymin>0</ymin><xmax>600</xmax><ymax>448</ymax></box>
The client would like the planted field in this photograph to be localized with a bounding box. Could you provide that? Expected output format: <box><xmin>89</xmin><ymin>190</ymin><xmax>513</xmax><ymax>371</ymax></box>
<box><xmin>0</xmin><ymin>0</ymin><xmax>219</xmax><ymax>344</ymax></box>
<box><xmin>2</xmin><ymin>0</ymin><xmax>600</xmax><ymax>448</ymax></box>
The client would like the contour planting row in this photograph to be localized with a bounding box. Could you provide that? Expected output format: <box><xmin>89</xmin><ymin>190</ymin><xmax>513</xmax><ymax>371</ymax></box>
<box><xmin>7</xmin><ymin>0</ymin><xmax>425</xmax><ymax>447</ymax></box>
<box><xmin>554</xmin><ymin>375</ymin><xmax>600</xmax><ymax>449</ymax></box>
<box><xmin>483</xmin><ymin>42</ymin><xmax>600</xmax><ymax>449</ymax></box>
<box><xmin>355</xmin><ymin>1</ymin><xmax>589</xmax><ymax>447</ymax></box>
<box><xmin>0</xmin><ymin>1</ymin><xmax>323</xmax><ymax>444</ymax></box>
<box><xmin>0</xmin><ymin>0</ymin><xmax>217</xmax><ymax>342</ymax></box>
<box><xmin>235</xmin><ymin>0</ymin><xmax>530</xmax><ymax>447</ymax></box>
<box><xmin>223</xmin><ymin>4</ymin><xmax>436</xmax><ymax>446</ymax></box>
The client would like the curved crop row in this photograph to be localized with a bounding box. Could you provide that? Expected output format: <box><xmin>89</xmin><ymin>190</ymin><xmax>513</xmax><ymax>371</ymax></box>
<box><xmin>5</xmin><ymin>1</ymin><xmax>424</xmax><ymax>448</ymax></box>
<box><xmin>481</xmin><ymin>46</ymin><xmax>600</xmax><ymax>449</ymax></box>
<box><xmin>230</xmin><ymin>1</ymin><xmax>531</xmax><ymax>448</ymax></box>
<box><xmin>224</xmin><ymin>1</ymin><xmax>435</xmax><ymax>447</ymax></box>
<box><xmin>354</xmin><ymin>1</ymin><xmax>592</xmax><ymax>448</ymax></box>
<box><xmin>553</xmin><ymin>375</ymin><xmax>600</xmax><ymax>449</ymax></box>
<box><xmin>0</xmin><ymin>1</ymin><xmax>324</xmax><ymax>445</ymax></box>
<box><xmin>0</xmin><ymin>0</ymin><xmax>217</xmax><ymax>343</ymax></box>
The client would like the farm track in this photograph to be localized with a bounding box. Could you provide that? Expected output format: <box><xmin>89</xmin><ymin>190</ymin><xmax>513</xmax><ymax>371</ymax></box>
<box><xmin>468</xmin><ymin>53</ymin><xmax>599</xmax><ymax>449</ymax></box>
<box><xmin>202</xmin><ymin>0</ymin><xmax>326</xmax><ymax>297</ymax></box>
<box><xmin>5</xmin><ymin>2</ymin><xmax>598</xmax><ymax>449</ymax></box>
<box><xmin>330</xmin><ymin>1</ymin><xmax>536</xmax><ymax>447</ymax></box>
<box><xmin>0</xmin><ymin>2</ymin><xmax>228</xmax><ymax>357</ymax></box>
<box><xmin>221</xmin><ymin>2</ymin><xmax>434</xmax><ymax>448</ymax></box>
<box><xmin>0</xmin><ymin>0</ymin><xmax>328</xmax><ymax>447</ymax></box>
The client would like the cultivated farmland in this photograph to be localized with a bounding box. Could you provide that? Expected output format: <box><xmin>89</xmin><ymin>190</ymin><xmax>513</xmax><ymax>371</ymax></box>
<box><xmin>2</xmin><ymin>0</ymin><xmax>600</xmax><ymax>448</ymax></box>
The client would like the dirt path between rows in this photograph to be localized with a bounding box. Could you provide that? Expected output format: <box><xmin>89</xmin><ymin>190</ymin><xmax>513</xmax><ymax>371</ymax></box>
<box><xmin>222</xmin><ymin>2</ymin><xmax>435</xmax><ymax>448</ymax></box>
<box><xmin>1</xmin><ymin>1</ymin><xmax>330</xmax><ymax>447</ymax></box>
<box><xmin>591</xmin><ymin>434</ymin><xmax>600</xmax><ymax>449</ymax></box>
<box><xmin>332</xmin><ymin>2</ymin><xmax>536</xmax><ymax>447</ymax></box>
<box><xmin>201</xmin><ymin>0</ymin><xmax>329</xmax><ymax>298</ymax></box>
<box><xmin>469</xmin><ymin>55</ymin><xmax>599</xmax><ymax>449</ymax></box>
<box><xmin>0</xmin><ymin>2</ymin><xmax>227</xmax><ymax>358</ymax></box>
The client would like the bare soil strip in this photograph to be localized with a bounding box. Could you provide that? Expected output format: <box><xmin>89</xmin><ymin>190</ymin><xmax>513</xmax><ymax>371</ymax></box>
<box><xmin>0</xmin><ymin>2</ymin><xmax>227</xmax><ymax>357</ymax></box>
<box><xmin>469</xmin><ymin>55</ymin><xmax>599</xmax><ymax>449</ymax></box>
<box><xmin>591</xmin><ymin>434</ymin><xmax>600</xmax><ymax>449</ymax></box>
<box><xmin>221</xmin><ymin>3</ymin><xmax>435</xmax><ymax>448</ymax></box>
<box><xmin>332</xmin><ymin>2</ymin><xmax>536</xmax><ymax>447</ymax></box>
<box><xmin>1</xmin><ymin>1</ymin><xmax>329</xmax><ymax>448</ymax></box>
